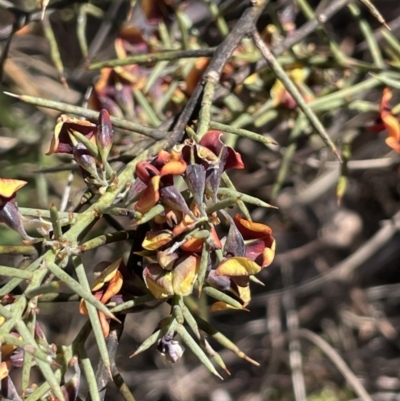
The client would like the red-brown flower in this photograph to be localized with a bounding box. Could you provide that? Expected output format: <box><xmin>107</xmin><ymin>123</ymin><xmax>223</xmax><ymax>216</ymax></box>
<box><xmin>46</xmin><ymin>115</ymin><xmax>96</xmax><ymax>155</ymax></box>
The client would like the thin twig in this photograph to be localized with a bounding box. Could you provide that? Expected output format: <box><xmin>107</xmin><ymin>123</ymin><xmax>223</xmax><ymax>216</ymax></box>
<box><xmin>89</xmin><ymin>48</ymin><xmax>216</xmax><ymax>69</ymax></box>
<box><xmin>297</xmin><ymin>328</ymin><xmax>373</xmax><ymax>401</ymax></box>
<box><xmin>282</xmin><ymin>262</ymin><xmax>307</xmax><ymax>401</ymax></box>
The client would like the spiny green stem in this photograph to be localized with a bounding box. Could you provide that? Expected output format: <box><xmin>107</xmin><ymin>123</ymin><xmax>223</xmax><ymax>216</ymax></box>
<box><xmin>210</xmin><ymin>121</ymin><xmax>277</xmax><ymax>145</ymax></box>
<box><xmin>3</xmin><ymin>92</ymin><xmax>167</xmax><ymax>140</ymax></box>
<box><xmin>197</xmin><ymin>75</ymin><xmax>218</xmax><ymax>138</ymax></box>
<box><xmin>221</xmin><ymin>173</ymin><xmax>250</xmax><ymax>220</ymax></box>
<box><xmin>0</xmin><ymin>244</ymin><xmax>37</xmax><ymax>256</ymax></box>
<box><xmin>89</xmin><ymin>48</ymin><xmax>215</xmax><ymax>69</ymax></box>
<box><xmin>204</xmin><ymin>0</ymin><xmax>229</xmax><ymax>36</ymax></box>
<box><xmin>348</xmin><ymin>3</ymin><xmax>385</xmax><ymax>68</ymax></box>
<box><xmin>42</xmin><ymin>13</ymin><xmax>67</xmax><ymax>88</ymax></box>
<box><xmin>50</xmin><ymin>204</ymin><xmax>62</xmax><ymax>240</ymax></box>
<box><xmin>78</xmin><ymin>230</ymin><xmax>137</xmax><ymax>253</ymax></box>
<box><xmin>358</xmin><ymin>0</ymin><xmax>389</xmax><ymax>29</ymax></box>
<box><xmin>252</xmin><ymin>30</ymin><xmax>340</xmax><ymax>161</ymax></box>
<box><xmin>0</xmin><ymin>265</ymin><xmax>34</xmax><ymax>279</ymax></box>
<box><xmin>73</xmin><ymin>255</ymin><xmax>111</xmax><ymax>376</ymax></box>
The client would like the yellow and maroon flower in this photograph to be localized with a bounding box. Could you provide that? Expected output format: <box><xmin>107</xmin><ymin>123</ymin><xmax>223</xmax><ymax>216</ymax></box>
<box><xmin>233</xmin><ymin>214</ymin><xmax>275</xmax><ymax>269</ymax></box>
<box><xmin>182</xmin><ymin>130</ymin><xmax>245</xmax><ymax>201</ymax></box>
<box><xmin>270</xmin><ymin>68</ymin><xmax>313</xmax><ymax>109</ymax></box>
<box><xmin>0</xmin><ymin>341</ymin><xmax>16</xmax><ymax>380</ymax></box>
<box><xmin>143</xmin><ymin>253</ymin><xmax>200</xmax><ymax>298</ymax></box>
<box><xmin>80</xmin><ymin>259</ymin><xmax>123</xmax><ymax>338</ymax></box>
<box><xmin>46</xmin><ymin>115</ymin><xmax>96</xmax><ymax>155</ymax></box>
<box><xmin>212</xmin><ymin>212</ymin><xmax>275</xmax><ymax>276</ymax></box>
<box><xmin>0</xmin><ymin>178</ymin><xmax>31</xmax><ymax>240</ymax></box>
<box><xmin>133</xmin><ymin>146</ymin><xmax>188</xmax><ymax>214</ymax></box>
<box><xmin>209</xmin><ymin>214</ymin><xmax>275</xmax><ymax>308</ymax></box>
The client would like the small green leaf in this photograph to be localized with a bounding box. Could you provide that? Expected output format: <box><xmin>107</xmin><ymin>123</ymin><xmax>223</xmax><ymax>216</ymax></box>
<box><xmin>195</xmin><ymin>314</ymin><xmax>259</xmax><ymax>366</ymax></box>
<box><xmin>202</xmin><ymin>286</ymin><xmax>245</xmax><ymax>310</ymax></box>
<box><xmin>176</xmin><ymin>324</ymin><xmax>223</xmax><ymax>379</ymax></box>
<box><xmin>130</xmin><ymin>329</ymin><xmax>163</xmax><ymax>358</ymax></box>
<box><xmin>47</xmin><ymin>262</ymin><xmax>119</xmax><ymax>321</ymax></box>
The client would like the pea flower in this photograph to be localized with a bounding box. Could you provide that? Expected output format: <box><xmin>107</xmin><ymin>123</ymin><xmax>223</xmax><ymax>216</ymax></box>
<box><xmin>209</xmin><ymin>214</ymin><xmax>275</xmax><ymax>308</ymax></box>
<box><xmin>133</xmin><ymin>146</ymin><xmax>188</xmax><ymax>214</ymax></box>
<box><xmin>46</xmin><ymin>115</ymin><xmax>96</xmax><ymax>155</ymax></box>
<box><xmin>79</xmin><ymin>259</ymin><xmax>123</xmax><ymax>337</ymax></box>
<box><xmin>0</xmin><ymin>178</ymin><xmax>31</xmax><ymax>240</ymax></box>
<box><xmin>182</xmin><ymin>130</ymin><xmax>245</xmax><ymax>201</ymax></box>
<box><xmin>143</xmin><ymin>254</ymin><xmax>200</xmax><ymax>298</ymax></box>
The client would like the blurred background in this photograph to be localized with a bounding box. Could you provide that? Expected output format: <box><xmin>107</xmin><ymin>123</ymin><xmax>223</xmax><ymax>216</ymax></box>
<box><xmin>1</xmin><ymin>0</ymin><xmax>400</xmax><ymax>400</ymax></box>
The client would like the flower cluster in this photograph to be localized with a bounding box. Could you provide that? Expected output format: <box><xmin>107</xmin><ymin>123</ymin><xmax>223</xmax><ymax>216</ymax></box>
<box><xmin>129</xmin><ymin>130</ymin><xmax>276</xmax><ymax>309</ymax></box>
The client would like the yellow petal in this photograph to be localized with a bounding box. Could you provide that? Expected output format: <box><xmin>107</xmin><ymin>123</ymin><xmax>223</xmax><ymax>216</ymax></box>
<box><xmin>142</xmin><ymin>230</ymin><xmax>173</xmax><ymax>251</ymax></box>
<box><xmin>143</xmin><ymin>264</ymin><xmax>174</xmax><ymax>298</ymax></box>
<box><xmin>100</xmin><ymin>270</ymin><xmax>123</xmax><ymax>305</ymax></box>
<box><xmin>79</xmin><ymin>299</ymin><xmax>88</xmax><ymax>315</ymax></box>
<box><xmin>1</xmin><ymin>343</ymin><xmax>16</xmax><ymax>359</ymax></box>
<box><xmin>215</xmin><ymin>257</ymin><xmax>261</xmax><ymax>277</ymax></box>
<box><xmin>172</xmin><ymin>255</ymin><xmax>199</xmax><ymax>296</ymax></box>
<box><xmin>98</xmin><ymin>311</ymin><xmax>110</xmax><ymax>338</ymax></box>
<box><xmin>0</xmin><ymin>361</ymin><xmax>11</xmax><ymax>380</ymax></box>
<box><xmin>236</xmin><ymin>285</ymin><xmax>251</xmax><ymax>307</ymax></box>
<box><xmin>0</xmin><ymin>178</ymin><xmax>27</xmax><ymax>198</ymax></box>
<box><xmin>92</xmin><ymin>258</ymin><xmax>122</xmax><ymax>292</ymax></box>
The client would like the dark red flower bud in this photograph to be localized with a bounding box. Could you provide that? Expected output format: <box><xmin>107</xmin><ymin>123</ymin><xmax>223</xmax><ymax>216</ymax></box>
<box><xmin>159</xmin><ymin>186</ymin><xmax>193</xmax><ymax>217</ymax></box>
<box><xmin>0</xmin><ymin>199</ymin><xmax>32</xmax><ymax>240</ymax></box>
<box><xmin>220</xmin><ymin>210</ymin><xmax>245</xmax><ymax>257</ymax></box>
<box><xmin>96</xmin><ymin>109</ymin><xmax>114</xmax><ymax>165</ymax></box>
<box><xmin>72</xmin><ymin>143</ymin><xmax>99</xmax><ymax>179</ymax></box>
<box><xmin>185</xmin><ymin>164</ymin><xmax>206</xmax><ymax>207</ymax></box>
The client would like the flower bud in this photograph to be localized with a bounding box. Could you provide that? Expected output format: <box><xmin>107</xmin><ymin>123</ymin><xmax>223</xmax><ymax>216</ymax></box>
<box><xmin>157</xmin><ymin>334</ymin><xmax>184</xmax><ymax>363</ymax></box>
<box><xmin>96</xmin><ymin>109</ymin><xmax>114</xmax><ymax>165</ymax></box>
<box><xmin>0</xmin><ymin>199</ymin><xmax>32</xmax><ymax>240</ymax></box>
<box><xmin>159</xmin><ymin>186</ymin><xmax>193</xmax><ymax>217</ymax></box>
<box><xmin>72</xmin><ymin>143</ymin><xmax>100</xmax><ymax>179</ymax></box>
<box><xmin>185</xmin><ymin>164</ymin><xmax>206</xmax><ymax>207</ymax></box>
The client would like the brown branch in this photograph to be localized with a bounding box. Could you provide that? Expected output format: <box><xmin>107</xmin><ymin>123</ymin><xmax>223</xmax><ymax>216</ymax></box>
<box><xmin>170</xmin><ymin>0</ymin><xmax>270</xmax><ymax>141</ymax></box>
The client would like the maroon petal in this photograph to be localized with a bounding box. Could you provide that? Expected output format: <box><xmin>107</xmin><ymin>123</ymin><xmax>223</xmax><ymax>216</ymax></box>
<box><xmin>159</xmin><ymin>186</ymin><xmax>193</xmax><ymax>217</ymax></box>
<box><xmin>243</xmin><ymin>238</ymin><xmax>266</xmax><ymax>261</ymax></box>
<box><xmin>199</xmin><ymin>130</ymin><xmax>223</xmax><ymax>155</ymax></box>
<box><xmin>206</xmin><ymin>270</ymin><xmax>231</xmax><ymax>291</ymax></box>
<box><xmin>205</xmin><ymin>164</ymin><xmax>224</xmax><ymax>202</ymax></box>
<box><xmin>96</xmin><ymin>109</ymin><xmax>114</xmax><ymax>163</ymax></box>
<box><xmin>0</xmin><ymin>199</ymin><xmax>32</xmax><ymax>240</ymax></box>
<box><xmin>1</xmin><ymin>376</ymin><xmax>22</xmax><ymax>401</ymax></box>
<box><xmin>72</xmin><ymin>143</ymin><xmax>99</xmax><ymax>178</ymax></box>
<box><xmin>220</xmin><ymin>210</ymin><xmax>245</xmax><ymax>257</ymax></box>
<box><xmin>135</xmin><ymin>161</ymin><xmax>160</xmax><ymax>183</ymax></box>
<box><xmin>199</xmin><ymin>130</ymin><xmax>244</xmax><ymax>170</ymax></box>
<box><xmin>125</xmin><ymin>178</ymin><xmax>147</xmax><ymax>205</ymax></box>
<box><xmin>185</xmin><ymin>164</ymin><xmax>206</xmax><ymax>206</ymax></box>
